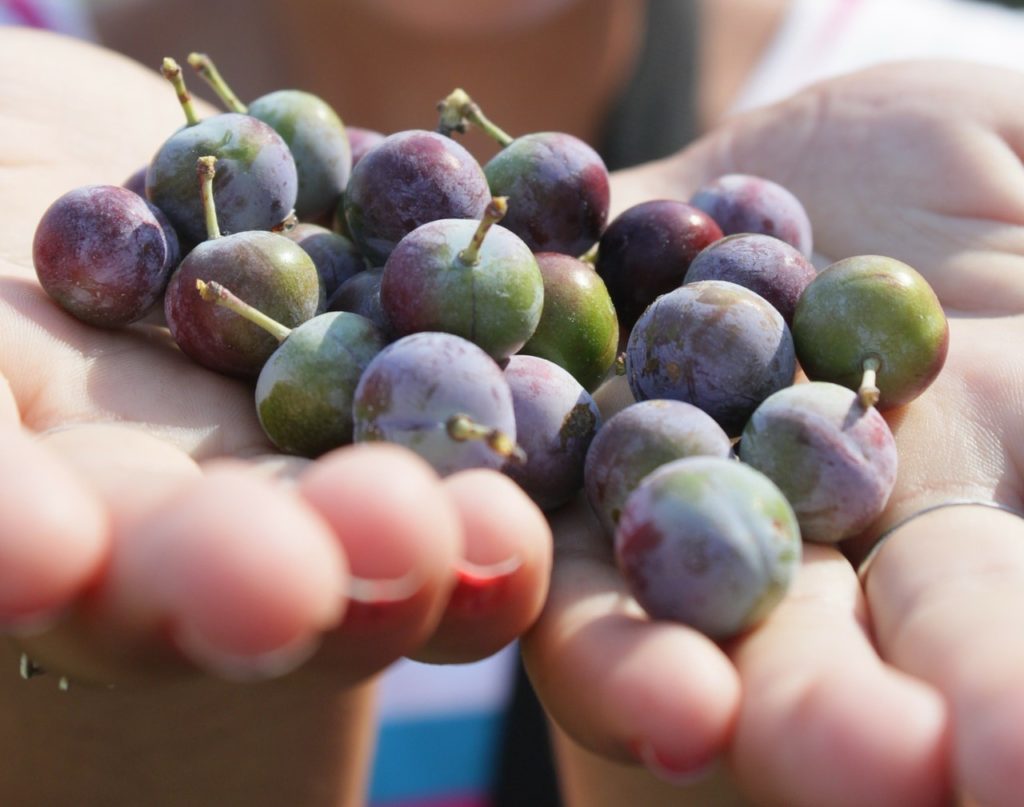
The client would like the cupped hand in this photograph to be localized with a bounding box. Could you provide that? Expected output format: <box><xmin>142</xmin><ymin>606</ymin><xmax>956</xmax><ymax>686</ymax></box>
<box><xmin>523</xmin><ymin>60</ymin><xmax>1024</xmax><ymax>806</ymax></box>
<box><xmin>0</xmin><ymin>28</ymin><xmax>552</xmax><ymax>805</ymax></box>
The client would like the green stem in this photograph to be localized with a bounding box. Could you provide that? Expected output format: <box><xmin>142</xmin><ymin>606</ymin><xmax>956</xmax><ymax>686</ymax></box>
<box><xmin>187</xmin><ymin>52</ymin><xmax>249</xmax><ymax>114</ymax></box>
<box><xmin>859</xmin><ymin>355</ymin><xmax>882</xmax><ymax>408</ymax></box>
<box><xmin>161</xmin><ymin>57</ymin><xmax>201</xmax><ymax>126</ymax></box>
<box><xmin>445</xmin><ymin>414</ymin><xmax>526</xmax><ymax>464</ymax></box>
<box><xmin>197</xmin><ymin>156</ymin><xmax>221</xmax><ymax>240</ymax></box>
<box><xmin>437</xmin><ymin>88</ymin><xmax>514</xmax><ymax>147</ymax></box>
<box><xmin>458</xmin><ymin>197</ymin><xmax>508</xmax><ymax>266</ymax></box>
<box><xmin>578</xmin><ymin>242</ymin><xmax>599</xmax><ymax>265</ymax></box>
<box><xmin>195</xmin><ymin>279</ymin><xmax>293</xmax><ymax>343</ymax></box>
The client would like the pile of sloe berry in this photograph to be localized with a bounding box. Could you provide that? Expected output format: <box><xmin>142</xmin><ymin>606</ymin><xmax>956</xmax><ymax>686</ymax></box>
<box><xmin>31</xmin><ymin>55</ymin><xmax>949</xmax><ymax>641</ymax></box>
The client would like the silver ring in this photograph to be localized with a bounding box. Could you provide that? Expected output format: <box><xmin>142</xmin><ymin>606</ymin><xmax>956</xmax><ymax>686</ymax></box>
<box><xmin>857</xmin><ymin>499</ymin><xmax>1024</xmax><ymax>581</ymax></box>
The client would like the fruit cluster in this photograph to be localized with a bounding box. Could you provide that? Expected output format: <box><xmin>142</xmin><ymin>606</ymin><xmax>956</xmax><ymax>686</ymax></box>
<box><xmin>31</xmin><ymin>55</ymin><xmax>949</xmax><ymax>642</ymax></box>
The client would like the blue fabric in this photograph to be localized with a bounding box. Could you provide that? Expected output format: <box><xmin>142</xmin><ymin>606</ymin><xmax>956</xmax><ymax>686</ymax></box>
<box><xmin>369</xmin><ymin>711</ymin><xmax>506</xmax><ymax>805</ymax></box>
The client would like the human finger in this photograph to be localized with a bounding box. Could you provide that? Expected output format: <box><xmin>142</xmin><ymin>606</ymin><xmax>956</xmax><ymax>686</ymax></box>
<box><xmin>521</xmin><ymin>497</ymin><xmax>740</xmax><ymax>780</ymax></box>
<box><xmin>863</xmin><ymin>503</ymin><xmax>1024</xmax><ymax>807</ymax></box>
<box><xmin>412</xmin><ymin>469</ymin><xmax>552</xmax><ymax>664</ymax></box>
<box><xmin>0</xmin><ymin>427</ymin><xmax>109</xmax><ymax>631</ymax></box>
<box><xmin>18</xmin><ymin>426</ymin><xmax>349</xmax><ymax>684</ymax></box>
<box><xmin>298</xmin><ymin>443</ymin><xmax>464</xmax><ymax>683</ymax></box>
<box><xmin>728</xmin><ymin>544</ymin><xmax>950</xmax><ymax>807</ymax></box>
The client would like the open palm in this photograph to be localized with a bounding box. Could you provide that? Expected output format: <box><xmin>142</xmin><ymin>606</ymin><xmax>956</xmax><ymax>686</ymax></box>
<box><xmin>0</xmin><ymin>28</ymin><xmax>552</xmax><ymax>806</ymax></box>
<box><xmin>523</xmin><ymin>60</ymin><xmax>1024</xmax><ymax>807</ymax></box>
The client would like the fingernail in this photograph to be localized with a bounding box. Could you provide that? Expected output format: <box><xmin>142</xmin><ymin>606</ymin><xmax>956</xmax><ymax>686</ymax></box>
<box><xmin>173</xmin><ymin>622</ymin><xmax>321</xmax><ymax>682</ymax></box>
<box><xmin>634</xmin><ymin>739</ymin><xmax>719</xmax><ymax>787</ymax></box>
<box><xmin>347</xmin><ymin>570</ymin><xmax>424</xmax><ymax>605</ymax></box>
<box><xmin>455</xmin><ymin>555</ymin><xmax>523</xmax><ymax>586</ymax></box>
<box><xmin>447</xmin><ymin>555</ymin><xmax>522</xmax><ymax>612</ymax></box>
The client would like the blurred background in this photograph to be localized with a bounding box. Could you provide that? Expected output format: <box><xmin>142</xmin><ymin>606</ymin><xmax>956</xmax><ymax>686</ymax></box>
<box><xmin>5</xmin><ymin>1</ymin><xmax>1024</xmax><ymax>806</ymax></box>
<box><xmin>6</xmin><ymin>0</ymin><xmax>1024</xmax><ymax>171</ymax></box>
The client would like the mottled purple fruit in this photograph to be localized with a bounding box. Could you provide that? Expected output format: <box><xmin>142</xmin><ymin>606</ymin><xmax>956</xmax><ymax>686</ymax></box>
<box><xmin>626</xmin><ymin>280</ymin><xmax>797</xmax><ymax>436</ymax></box>
<box><xmin>584</xmin><ymin>399</ymin><xmax>733</xmax><ymax>538</ymax></box>
<box><xmin>342</xmin><ymin>129</ymin><xmax>491</xmax><ymax>265</ymax></box>
<box><xmin>615</xmin><ymin>456</ymin><xmax>801</xmax><ymax>639</ymax></box>
<box><xmin>246</xmin><ymin>90</ymin><xmax>352</xmax><ymax>224</ymax></box>
<box><xmin>739</xmin><ymin>381</ymin><xmax>897</xmax><ymax>544</ymax></box>
<box><xmin>380</xmin><ymin>200</ymin><xmax>543</xmax><ymax>361</ymax></box>
<box><xmin>327</xmin><ymin>267</ymin><xmax>395</xmax><ymax>340</ymax></box>
<box><xmin>33</xmin><ymin>185</ymin><xmax>177</xmax><ymax>327</ymax></box>
<box><xmin>684</xmin><ymin>233</ymin><xmax>816</xmax><ymax>324</ymax></box>
<box><xmin>483</xmin><ymin>132</ymin><xmax>610</xmax><ymax>256</ymax></box>
<box><xmin>503</xmin><ymin>355</ymin><xmax>602</xmax><ymax>510</ymax></box>
<box><xmin>352</xmin><ymin>331</ymin><xmax>517</xmax><ymax>476</ymax></box>
<box><xmin>332</xmin><ymin>127</ymin><xmax>387</xmax><ymax>237</ymax></box>
<box><xmin>164</xmin><ymin>158</ymin><xmax>320</xmax><ymax>377</ymax></box>
<box><xmin>596</xmin><ymin>199</ymin><xmax>723</xmax><ymax>330</ymax></box>
<box><xmin>256</xmin><ymin>311</ymin><xmax>385</xmax><ymax>457</ymax></box>
<box><xmin>285</xmin><ymin>222</ymin><xmax>366</xmax><ymax>300</ymax></box>
<box><xmin>122</xmin><ymin>165</ymin><xmax>148</xmax><ymax>197</ymax></box>
<box><xmin>520</xmin><ymin>252</ymin><xmax>619</xmax><ymax>392</ymax></box>
<box><xmin>147</xmin><ymin>111</ymin><xmax>298</xmax><ymax>246</ymax></box>
<box><xmin>437</xmin><ymin>89</ymin><xmax>609</xmax><ymax>256</ymax></box>
<box><xmin>792</xmin><ymin>255</ymin><xmax>949</xmax><ymax>409</ymax></box>
<box><xmin>347</xmin><ymin>126</ymin><xmax>386</xmax><ymax>167</ymax></box>
<box><xmin>690</xmin><ymin>174</ymin><xmax>813</xmax><ymax>257</ymax></box>
<box><xmin>188</xmin><ymin>54</ymin><xmax>352</xmax><ymax>225</ymax></box>
<box><xmin>122</xmin><ymin>167</ymin><xmax>183</xmax><ymax>270</ymax></box>
<box><xmin>166</xmin><ymin>232</ymin><xmax>320</xmax><ymax>376</ymax></box>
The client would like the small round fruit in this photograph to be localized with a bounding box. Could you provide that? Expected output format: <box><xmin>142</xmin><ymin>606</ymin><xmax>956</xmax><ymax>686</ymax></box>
<box><xmin>520</xmin><ymin>252</ymin><xmax>619</xmax><ymax>392</ymax></box>
<box><xmin>792</xmin><ymin>255</ymin><xmax>949</xmax><ymax>408</ymax></box>
<box><xmin>327</xmin><ymin>267</ymin><xmax>394</xmax><ymax>340</ymax></box>
<box><xmin>503</xmin><ymin>355</ymin><xmax>602</xmax><ymax>510</ymax></box>
<box><xmin>380</xmin><ymin>202</ymin><xmax>544</xmax><ymax>362</ymax></box>
<box><xmin>689</xmin><ymin>174</ymin><xmax>813</xmax><ymax>257</ymax></box>
<box><xmin>596</xmin><ymin>199</ymin><xmax>723</xmax><ymax>329</ymax></box>
<box><xmin>346</xmin><ymin>126</ymin><xmax>386</xmax><ymax>167</ymax></box>
<box><xmin>626</xmin><ymin>280</ymin><xmax>796</xmax><ymax>436</ymax></box>
<box><xmin>246</xmin><ymin>89</ymin><xmax>352</xmax><ymax>223</ymax></box>
<box><xmin>683</xmin><ymin>232</ymin><xmax>816</xmax><ymax>324</ymax></box>
<box><xmin>584</xmin><ymin>399</ymin><xmax>733</xmax><ymax>538</ymax></box>
<box><xmin>615</xmin><ymin>456</ymin><xmax>801</xmax><ymax>639</ymax></box>
<box><xmin>342</xmin><ymin>129</ymin><xmax>491</xmax><ymax>265</ymax></box>
<box><xmin>484</xmin><ymin>131</ymin><xmax>610</xmax><ymax>256</ymax></box>
<box><xmin>284</xmin><ymin>223</ymin><xmax>365</xmax><ymax>301</ymax></box>
<box><xmin>33</xmin><ymin>185</ymin><xmax>176</xmax><ymax>327</ymax></box>
<box><xmin>165</xmin><ymin>232</ymin><xmax>321</xmax><ymax>377</ymax></box>
<box><xmin>256</xmin><ymin>312</ymin><xmax>385</xmax><ymax>457</ymax></box>
<box><xmin>352</xmin><ymin>331</ymin><xmax>517</xmax><ymax>476</ymax></box>
<box><xmin>147</xmin><ymin>112</ymin><xmax>299</xmax><ymax>246</ymax></box>
<box><xmin>739</xmin><ymin>381</ymin><xmax>898</xmax><ymax>544</ymax></box>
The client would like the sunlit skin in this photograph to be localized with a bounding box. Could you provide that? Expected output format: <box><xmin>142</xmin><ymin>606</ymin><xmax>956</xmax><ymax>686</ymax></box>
<box><xmin>3</xmin><ymin>25</ymin><xmax>1024</xmax><ymax>807</ymax></box>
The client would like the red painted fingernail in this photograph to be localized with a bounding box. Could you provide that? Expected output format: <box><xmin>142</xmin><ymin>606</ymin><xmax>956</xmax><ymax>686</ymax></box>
<box><xmin>448</xmin><ymin>556</ymin><xmax>522</xmax><ymax>612</ymax></box>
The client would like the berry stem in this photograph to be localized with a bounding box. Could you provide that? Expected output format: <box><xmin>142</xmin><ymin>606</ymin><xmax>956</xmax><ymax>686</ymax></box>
<box><xmin>197</xmin><ymin>156</ymin><xmax>222</xmax><ymax>240</ymax></box>
<box><xmin>614</xmin><ymin>352</ymin><xmax>627</xmax><ymax>376</ymax></box>
<box><xmin>161</xmin><ymin>57</ymin><xmax>201</xmax><ymax>126</ymax></box>
<box><xmin>458</xmin><ymin>197</ymin><xmax>508</xmax><ymax>266</ymax></box>
<box><xmin>446</xmin><ymin>414</ymin><xmax>526</xmax><ymax>464</ymax></box>
<box><xmin>437</xmin><ymin>88</ymin><xmax>514</xmax><ymax>147</ymax></box>
<box><xmin>578</xmin><ymin>243</ymin><xmax>599</xmax><ymax>265</ymax></box>
<box><xmin>195</xmin><ymin>279</ymin><xmax>293</xmax><ymax>342</ymax></box>
<box><xmin>187</xmin><ymin>52</ymin><xmax>249</xmax><ymax>114</ymax></box>
<box><xmin>859</xmin><ymin>355</ymin><xmax>882</xmax><ymax>408</ymax></box>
